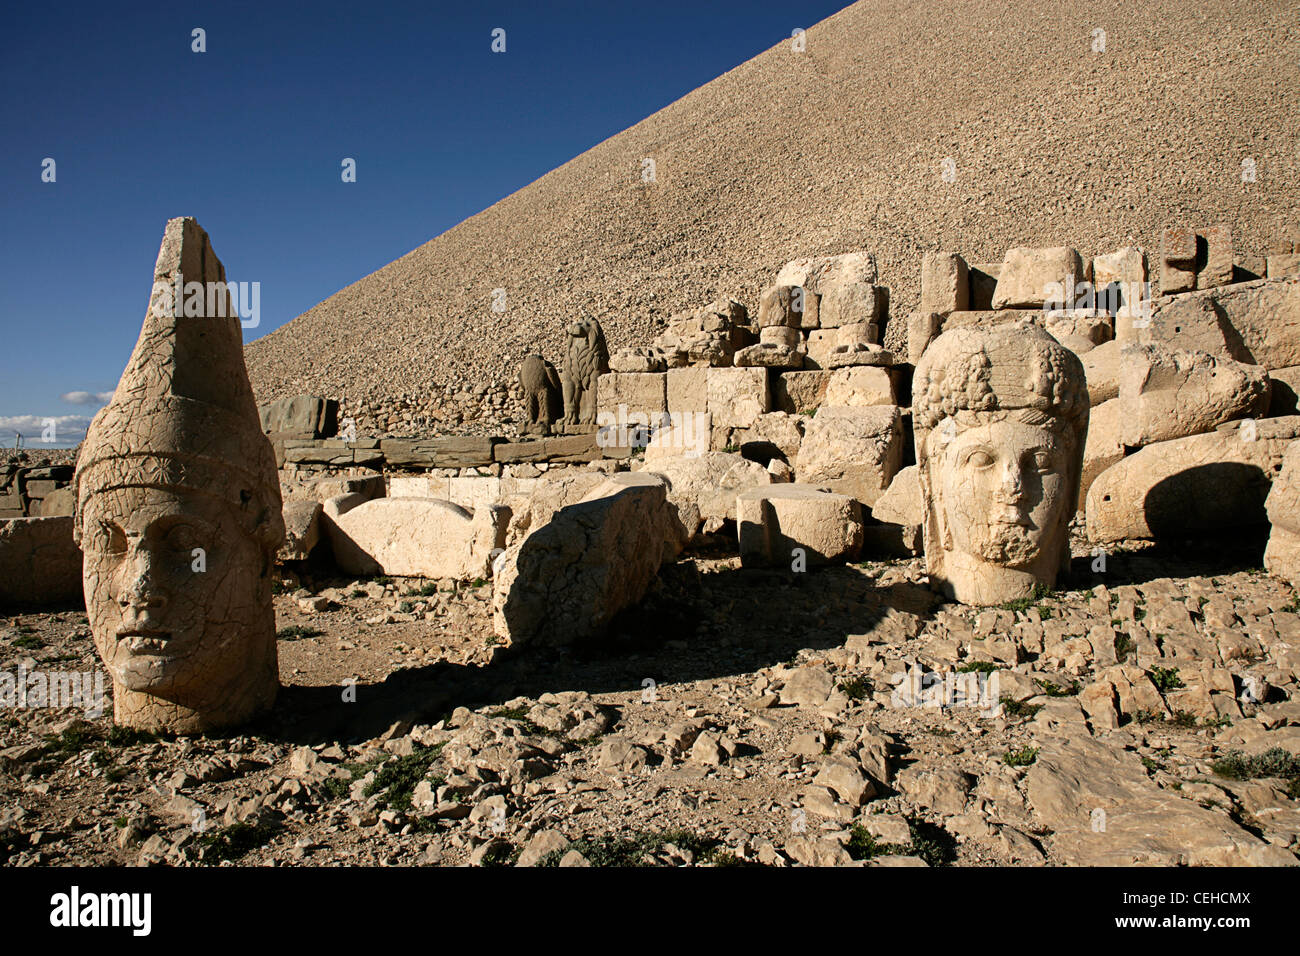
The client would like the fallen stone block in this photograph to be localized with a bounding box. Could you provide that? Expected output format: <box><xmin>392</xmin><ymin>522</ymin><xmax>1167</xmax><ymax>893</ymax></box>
<box><xmin>0</xmin><ymin>516</ymin><xmax>82</xmax><ymax>607</ymax></box>
<box><xmin>1086</xmin><ymin>416</ymin><xmax>1300</xmax><ymax>543</ymax></box>
<box><xmin>734</xmin><ymin>342</ymin><xmax>803</xmax><ymax>369</ymax></box>
<box><xmin>773</xmin><ymin>371</ymin><xmax>831</xmax><ymax>415</ymax></box>
<box><xmin>706</xmin><ymin>367</ymin><xmax>770</xmax><ymax>429</ymax></box>
<box><xmin>737</xmin><ymin>484</ymin><xmax>863</xmax><ymax>566</ymax></box>
<box><xmin>1080</xmin><ymin>399</ymin><xmax>1125</xmax><ymax>511</ymax></box>
<box><xmin>1081</xmin><ymin>340</ymin><xmax>1123</xmax><ymax>405</ymax></box>
<box><xmin>1196</xmin><ymin>223</ymin><xmax>1233</xmax><ymax>290</ymax></box>
<box><xmin>321</xmin><ymin>495</ymin><xmax>508</xmax><ymax>579</ymax></box>
<box><xmin>870</xmin><ymin>464</ymin><xmax>922</xmax><ymax>526</ymax></box>
<box><xmin>1153</xmin><ymin>277</ymin><xmax>1300</xmax><ymax>370</ymax></box>
<box><xmin>824</xmin><ymin>366</ymin><xmax>896</xmax><ymax>407</ymax></box>
<box><xmin>258</xmin><ymin>394</ymin><xmax>338</xmax><ymax>439</ymax></box>
<box><xmin>1265</xmin><ymin>441</ymin><xmax>1300</xmax><ymax>589</ymax></box>
<box><xmin>921</xmin><ymin>252</ymin><xmax>969</xmax><ymax>316</ymax></box>
<box><xmin>380</xmin><ymin>437</ymin><xmax>498</xmax><ymax>469</ymax></box>
<box><xmin>991</xmin><ymin>246</ymin><xmax>1086</xmax><ymax>309</ymax></box>
<box><xmin>795</xmin><ymin>405</ymin><xmax>903</xmax><ymax>506</ymax></box>
<box><xmin>596</xmin><ymin>372</ymin><xmax>667</xmax><ymax>421</ymax></box>
<box><xmin>666</xmin><ymin>367</ymin><xmax>708</xmax><ymax>412</ymax></box>
<box><xmin>641</xmin><ymin>451</ymin><xmax>772</xmax><ymax>544</ymax></box>
<box><xmin>492</xmin><ymin>473</ymin><xmax>672</xmax><ymax>645</ymax></box>
<box><xmin>1117</xmin><ymin>345</ymin><xmax>1270</xmax><ymax>447</ymax></box>
<box><xmin>1160</xmin><ymin>226</ymin><xmax>1197</xmax><ymax>295</ymax></box>
<box><xmin>279</xmin><ymin>500</ymin><xmax>323</xmax><ymax>561</ymax></box>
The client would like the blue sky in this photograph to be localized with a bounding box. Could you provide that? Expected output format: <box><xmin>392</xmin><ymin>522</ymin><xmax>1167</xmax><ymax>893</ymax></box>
<box><xmin>0</xmin><ymin>0</ymin><xmax>849</xmax><ymax>446</ymax></box>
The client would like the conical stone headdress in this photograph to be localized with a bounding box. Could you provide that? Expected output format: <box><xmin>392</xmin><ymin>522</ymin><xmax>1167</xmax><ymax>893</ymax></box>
<box><xmin>74</xmin><ymin>217</ymin><xmax>284</xmax><ymax>551</ymax></box>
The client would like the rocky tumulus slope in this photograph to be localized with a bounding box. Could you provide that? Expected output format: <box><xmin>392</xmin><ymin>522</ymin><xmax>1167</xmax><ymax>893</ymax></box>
<box><xmin>245</xmin><ymin>0</ymin><xmax>1300</xmax><ymax>434</ymax></box>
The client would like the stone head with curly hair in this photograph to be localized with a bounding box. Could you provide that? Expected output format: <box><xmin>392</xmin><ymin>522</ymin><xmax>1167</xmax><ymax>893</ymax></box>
<box><xmin>911</xmin><ymin>320</ymin><xmax>1089</xmax><ymax>605</ymax></box>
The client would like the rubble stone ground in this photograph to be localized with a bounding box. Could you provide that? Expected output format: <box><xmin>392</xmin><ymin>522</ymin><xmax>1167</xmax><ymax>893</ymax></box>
<box><xmin>4</xmin><ymin>525</ymin><xmax>1299</xmax><ymax>867</ymax></box>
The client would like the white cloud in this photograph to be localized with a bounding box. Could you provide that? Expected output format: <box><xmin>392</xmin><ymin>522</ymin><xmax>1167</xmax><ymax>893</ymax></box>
<box><xmin>61</xmin><ymin>390</ymin><xmax>114</xmax><ymax>406</ymax></box>
<box><xmin>0</xmin><ymin>415</ymin><xmax>93</xmax><ymax>447</ymax></box>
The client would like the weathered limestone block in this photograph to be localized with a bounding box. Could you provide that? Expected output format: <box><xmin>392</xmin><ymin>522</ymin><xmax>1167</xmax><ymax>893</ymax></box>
<box><xmin>939</xmin><ymin>309</ymin><xmax>1042</xmax><ymax>334</ymax></box>
<box><xmin>1081</xmin><ymin>340</ymin><xmax>1123</xmax><ymax>406</ymax></box>
<box><xmin>796</xmin><ymin>405</ymin><xmax>903</xmax><ymax>506</ymax></box>
<box><xmin>279</xmin><ymin>500</ymin><xmax>323</xmax><ymax>561</ymax></box>
<box><xmin>502</xmin><ymin>471</ymin><xmax>609</xmax><ymax>543</ymax></box>
<box><xmin>520</xmin><ymin>353</ymin><xmax>563</xmax><ymax>432</ymax></box>
<box><xmin>775</xmin><ymin>253</ymin><xmax>878</xmax><ymax>298</ymax></box>
<box><xmin>322</xmin><ymin>495</ymin><xmax>508</xmax><ymax>579</ymax></box>
<box><xmin>824</xmin><ymin>343</ymin><xmax>893</xmax><ymax>369</ymax></box>
<box><xmin>1080</xmin><ymin>399</ymin><xmax>1125</xmax><ymax>511</ymax></box>
<box><xmin>641</xmin><ymin>451</ymin><xmax>772</xmax><ymax>544</ymax></box>
<box><xmin>824</xmin><ymin>366</ymin><xmax>896</xmax><ymax>407</ymax></box>
<box><xmin>667</xmin><ymin>367</ymin><xmax>709</xmax><ymax>412</ymax></box>
<box><xmin>805</xmin><ymin>325</ymin><xmax>880</xmax><ymax>369</ymax></box>
<box><xmin>1160</xmin><ymin>226</ymin><xmax>1198</xmax><ymax>295</ymax></box>
<box><xmin>1117</xmin><ymin>345</ymin><xmax>1270</xmax><ymax>447</ymax></box>
<box><xmin>921</xmin><ymin>253</ymin><xmax>969</xmax><ymax>316</ymax></box>
<box><xmin>913</xmin><ymin>322</ymin><xmax>1089</xmax><ymax>605</ymax></box>
<box><xmin>706</xmin><ymin>367</ymin><xmax>770</xmax><ymax>429</ymax></box>
<box><xmin>818</xmin><ymin>282</ymin><xmax>882</xmax><ymax>329</ymax></box>
<box><xmin>734</xmin><ymin>342</ymin><xmax>804</xmax><ymax>369</ymax></box>
<box><xmin>991</xmin><ymin>247</ymin><xmax>1086</xmax><ymax>309</ymax></box>
<box><xmin>1140</xmin><ymin>294</ymin><xmax>1234</xmax><ymax>357</ymax></box>
<box><xmin>609</xmin><ymin>347</ymin><xmax>667</xmax><ymax>373</ymax></box>
<box><xmin>1092</xmin><ymin>246</ymin><xmax>1147</xmax><ymax>317</ymax></box>
<box><xmin>774</xmin><ymin>371</ymin><xmax>831</xmax><ymax>415</ymax></box>
<box><xmin>380</xmin><ymin>437</ymin><xmax>498</xmax><ymax>468</ymax></box>
<box><xmin>74</xmin><ymin>217</ymin><xmax>284</xmax><ymax>733</ymax></box>
<box><xmin>596</xmin><ymin>372</ymin><xmax>668</xmax><ymax>422</ymax></box>
<box><xmin>1043</xmin><ymin>309</ymin><xmax>1112</xmax><ymax>354</ymax></box>
<box><xmin>758</xmin><ymin>285</ymin><xmax>802</xmax><ymax>328</ymax></box>
<box><xmin>492</xmin><ymin>473</ymin><xmax>672</xmax><ymax>646</ymax></box>
<box><xmin>644</xmin><ymin>412</ymin><xmax>711</xmax><ymax>461</ymax></box>
<box><xmin>871</xmin><ymin>465</ymin><xmax>923</xmax><ymax>526</ymax></box>
<box><xmin>908</xmin><ymin>311</ymin><xmax>943</xmax><ymax>364</ymax></box>
<box><xmin>730</xmin><ymin>411</ymin><xmax>805</xmax><ymax>463</ymax></box>
<box><xmin>0</xmin><ymin>517</ymin><xmax>82</xmax><ymax>607</ymax></box>
<box><xmin>736</xmin><ymin>484</ymin><xmax>864</xmax><ymax>567</ymax></box>
<box><xmin>1265</xmin><ymin>441</ymin><xmax>1300</xmax><ymax>589</ymax></box>
<box><xmin>258</xmin><ymin>394</ymin><xmax>338</xmax><ymax>440</ymax></box>
<box><xmin>1156</xmin><ymin>277</ymin><xmax>1300</xmax><ymax>370</ymax></box>
<box><xmin>1086</xmin><ymin>416</ymin><xmax>1300</xmax><ymax>544</ymax></box>
<box><xmin>562</xmin><ymin>318</ymin><xmax>610</xmax><ymax>425</ymax></box>
<box><xmin>759</xmin><ymin>325</ymin><xmax>801</xmax><ymax>348</ymax></box>
<box><xmin>1197</xmin><ymin>224</ymin><xmax>1233</xmax><ymax>290</ymax></box>
<box><xmin>495</xmin><ymin>433</ymin><xmax>604</xmax><ymax>464</ymax></box>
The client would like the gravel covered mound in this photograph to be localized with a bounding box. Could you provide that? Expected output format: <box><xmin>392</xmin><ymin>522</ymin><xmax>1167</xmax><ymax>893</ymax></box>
<box><xmin>245</xmin><ymin>0</ymin><xmax>1299</xmax><ymax>434</ymax></box>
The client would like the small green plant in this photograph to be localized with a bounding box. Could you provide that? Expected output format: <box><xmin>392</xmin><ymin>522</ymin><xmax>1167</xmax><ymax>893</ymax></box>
<box><xmin>372</xmin><ymin>575</ymin><xmax>393</xmax><ymax>586</ymax></box>
<box><xmin>1002</xmin><ymin>746</ymin><xmax>1039</xmax><ymax>767</ymax></box>
<box><xmin>1168</xmin><ymin>710</ymin><xmax>1199</xmax><ymax>728</ymax></box>
<box><xmin>471</xmin><ymin>578</ymin><xmax>487</xmax><ymax>589</ymax></box>
<box><xmin>362</xmin><ymin>744</ymin><xmax>446</xmax><ymax>812</ymax></box>
<box><xmin>539</xmin><ymin>829</ymin><xmax>721</xmax><ymax>867</ymax></box>
<box><xmin>1114</xmin><ymin>633</ymin><xmax>1134</xmax><ymax>663</ymax></box>
<box><xmin>999</xmin><ymin>697</ymin><xmax>1042</xmax><ymax>719</ymax></box>
<box><xmin>404</xmin><ymin>582</ymin><xmax>439</xmax><ymax>597</ymax></box>
<box><xmin>1140</xmin><ymin>755</ymin><xmax>1165</xmax><ymax>773</ymax></box>
<box><xmin>838</xmin><ymin>676</ymin><xmax>872</xmax><ymax>700</ymax></box>
<box><xmin>113</xmin><ymin>816</ymin><xmax>128</xmax><ymax>829</ymax></box>
<box><xmin>43</xmin><ymin>724</ymin><xmax>97</xmax><ymax>758</ymax></box>
<box><xmin>398</xmin><ymin>600</ymin><xmax>415</xmax><ymax>613</ymax></box>
<box><xmin>1148</xmin><ymin>665</ymin><xmax>1184</xmax><ymax>693</ymax></box>
<box><xmin>956</xmin><ymin>661</ymin><xmax>997</xmax><ymax>674</ymax></box>
<box><xmin>844</xmin><ymin>824</ymin><xmax>909</xmax><ymax>861</ymax></box>
<box><xmin>1211</xmin><ymin>747</ymin><xmax>1300</xmax><ymax>782</ymax></box>
<box><xmin>350</xmin><ymin>588</ymin><xmax>367</xmax><ymax>598</ymax></box>
<box><xmin>276</xmin><ymin>625</ymin><xmax>323</xmax><ymax>641</ymax></box>
<box><xmin>1034</xmin><ymin>678</ymin><xmax>1079</xmax><ymax>697</ymax></box>
<box><xmin>191</xmin><ymin>820</ymin><xmax>281</xmax><ymax>862</ymax></box>
<box><xmin>1133</xmin><ymin>606</ymin><xmax>1147</xmax><ymax>622</ymax></box>
<box><xmin>1133</xmin><ymin>709</ymin><xmax>1163</xmax><ymax>725</ymax></box>
<box><xmin>11</xmin><ymin>633</ymin><xmax>45</xmax><ymax>649</ymax></box>
<box><xmin>1282</xmin><ymin>593</ymin><xmax>1300</xmax><ymax>614</ymax></box>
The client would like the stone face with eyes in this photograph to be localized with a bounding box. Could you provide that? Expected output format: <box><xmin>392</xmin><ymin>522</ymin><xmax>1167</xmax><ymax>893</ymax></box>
<box><xmin>935</xmin><ymin>419</ymin><xmax>1070</xmax><ymax>569</ymax></box>
<box><xmin>80</xmin><ymin>485</ymin><xmax>276</xmax><ymax>729</ymax></box>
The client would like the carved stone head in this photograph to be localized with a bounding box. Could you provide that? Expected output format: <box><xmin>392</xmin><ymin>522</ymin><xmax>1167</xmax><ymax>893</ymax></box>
<box><xmin>74</xmin><ymin>218</ymin><xmax>284</xmax><ymax>732</ymax></box>
<box><xmin>912</xmin><ymin>321</ymin><xmax>1088</xmax><ymax>604</ymax></box>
